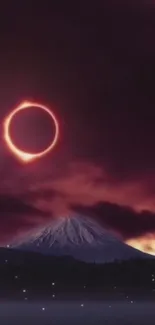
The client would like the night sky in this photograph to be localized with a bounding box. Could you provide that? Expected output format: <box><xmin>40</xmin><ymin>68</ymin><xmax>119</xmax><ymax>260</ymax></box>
<box><xmin>0</xmin><ymin>1</ymin><xmax>155</xmax><ymax>253</ymax></box>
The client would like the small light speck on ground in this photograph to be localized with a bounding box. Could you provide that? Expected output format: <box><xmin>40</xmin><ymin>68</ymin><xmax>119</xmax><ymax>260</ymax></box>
<box><xmin>42</xmin><ymin>307</ymin><xmax>45</xmax><ymax>311</ymax></box>
<box><xmin>81</xmin><ymin>304</ymin><xmax>84</xmax><ymax>307</ymax></box>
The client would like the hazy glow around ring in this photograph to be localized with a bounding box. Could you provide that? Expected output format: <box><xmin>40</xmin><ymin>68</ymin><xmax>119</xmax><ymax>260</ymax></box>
<box><xmin>3</xmin><ymin>101</ymin><xmax>59</xmax><ymax>163</ymax></box>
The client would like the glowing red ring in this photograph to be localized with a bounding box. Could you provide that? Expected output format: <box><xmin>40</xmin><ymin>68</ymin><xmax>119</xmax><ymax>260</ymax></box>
<box><xmin>3</xmin><ymin>101</ymin><xmax>59</xmax><ymax>163</ymax></box>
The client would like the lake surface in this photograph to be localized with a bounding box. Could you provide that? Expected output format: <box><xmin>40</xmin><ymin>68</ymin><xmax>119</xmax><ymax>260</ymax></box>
<box><xmin>0</xmin><ymin>301</ymin><xmax>155</xmax><ymax>325</ymax></box>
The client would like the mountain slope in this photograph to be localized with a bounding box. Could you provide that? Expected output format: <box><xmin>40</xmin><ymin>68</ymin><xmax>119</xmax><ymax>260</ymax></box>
<box><xmin>11</xmin><ymin>215</ymin><xmax>150</xmax><ymax>263</ymax></box>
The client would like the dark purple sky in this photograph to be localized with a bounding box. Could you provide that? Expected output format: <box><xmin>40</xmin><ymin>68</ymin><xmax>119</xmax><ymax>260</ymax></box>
<box><xmin>0</xmin><ymin>1</ymin><xmax>155</xmax><ymax>248</ymax></box>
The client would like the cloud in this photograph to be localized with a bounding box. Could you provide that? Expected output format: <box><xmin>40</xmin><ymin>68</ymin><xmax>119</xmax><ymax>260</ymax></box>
<box><xmin>1</xmin><ymin>161</ymin><xmax>155</xmax><ymax>244</ymax></box>
<box><xmin>72</xmin><ymin>201</ymin><xmax>155</xmax><ymax>240</ymax></box>
<box><xmin>0</xmin><ymin>194</ymin><xmax>49</xmax><ymax>244</ymax></box>
<box><xmin>14</xmin><ymin>162</ymin><xmax>155</xmax><ymax>241</ymax></box>
<box><xmin>45</xmin><ymin>162</ymin><xmax>155</xmax><ymax>213</ymax></box>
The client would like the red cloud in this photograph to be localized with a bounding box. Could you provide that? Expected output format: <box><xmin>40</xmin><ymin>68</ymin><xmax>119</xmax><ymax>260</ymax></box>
<box><xmin>28</xmin><ymin>162</ymin><xmax>155</xmax><ymax>214</ymax></box>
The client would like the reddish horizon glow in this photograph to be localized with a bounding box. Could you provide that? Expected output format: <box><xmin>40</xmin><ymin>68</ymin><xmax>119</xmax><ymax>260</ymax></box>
<box><xmin>3</xmin><ymin>101</ymin><xmax>59</xmax><ymax>163</ymax></box>
<box><xmin>126</xmin><ymin>234</ymin><xmax>155</xmax><ymax>256</ymax></box>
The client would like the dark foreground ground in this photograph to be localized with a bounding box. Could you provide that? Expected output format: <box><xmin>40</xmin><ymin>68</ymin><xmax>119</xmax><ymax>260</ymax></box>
<box><xmin>1</xmin><ymin>301</ymin><xmax>155</xmax><ymax>325</ymax></box>
<box><xmin>0</xmin><ymin>250</ymin><xmax>155</xmax><ymax>324</ymax></box>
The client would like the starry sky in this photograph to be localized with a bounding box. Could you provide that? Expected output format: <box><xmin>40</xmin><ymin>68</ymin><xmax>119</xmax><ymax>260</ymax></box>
<box><xmin>0</xmin><ymin>1</ymin><xmax>155</xmax><ymax>253</ymax></box>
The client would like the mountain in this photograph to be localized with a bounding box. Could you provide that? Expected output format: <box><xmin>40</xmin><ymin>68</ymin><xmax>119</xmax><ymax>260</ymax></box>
<box><xmin>10</xmin><ymin>215</ymin><xmax>149</xmax><ymax>263</ymax></box>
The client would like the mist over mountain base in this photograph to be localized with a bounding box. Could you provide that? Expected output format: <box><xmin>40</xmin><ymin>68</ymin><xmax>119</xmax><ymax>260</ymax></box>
<box><xmin>1</xmin><ymin>301</ymin><xmax>155</xmax><ymax>325</ymax></box>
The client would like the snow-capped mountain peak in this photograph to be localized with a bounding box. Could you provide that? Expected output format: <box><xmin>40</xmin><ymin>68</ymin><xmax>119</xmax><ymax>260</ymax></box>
<box><xmin>13</xmin><ymin>215</ymin><xmax>116</xmax><ymax>248</ymax></box>
<box><xmin>10</xmin><ymin>215</ymin><xmax>148</xmax><ymax>263</ymax></box>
